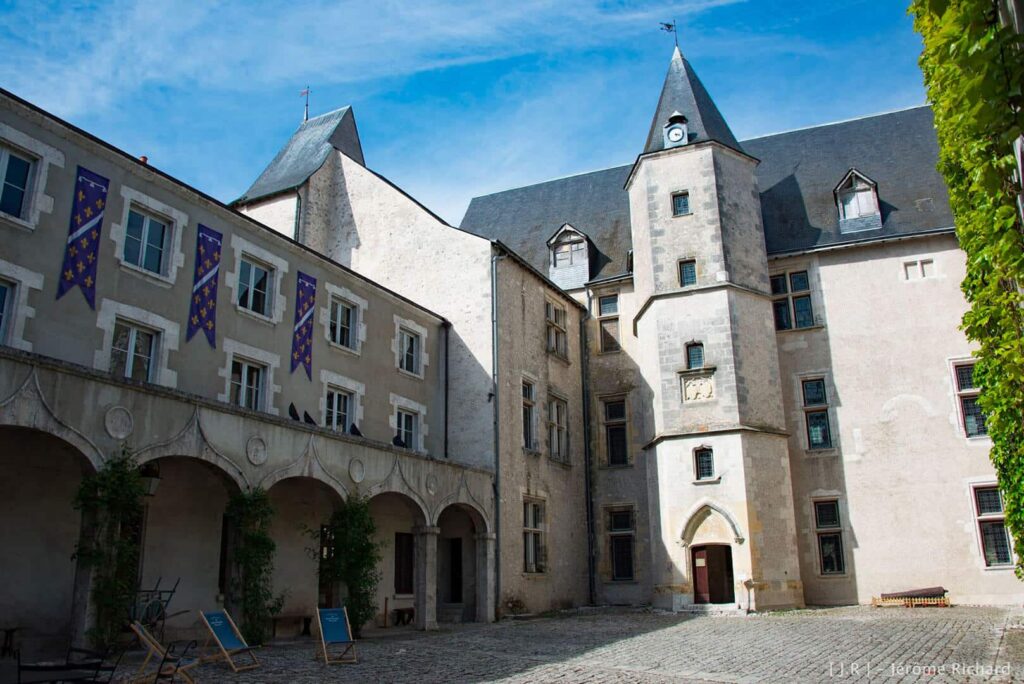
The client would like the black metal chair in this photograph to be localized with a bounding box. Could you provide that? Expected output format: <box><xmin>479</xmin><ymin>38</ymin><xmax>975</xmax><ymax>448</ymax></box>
<box><xmin>16</xmin><ymin>648</ymin><xmax>90</xmax><ymax>683</ymax></box>
<box><xmin>152</xmin><ymin>640</ymin><xmax>197</xmax><ymax>683</ymax></box>
<box><xmin>67</xmin><ymin>645</ymin><xmax>125</xmax><ymax>683</ymax></box>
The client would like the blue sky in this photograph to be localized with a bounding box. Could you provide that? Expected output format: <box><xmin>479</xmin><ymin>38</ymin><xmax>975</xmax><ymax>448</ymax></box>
<box><xmin>1</xmin><ymin>1</ymin><xmax>926</xmax><ymax>224</ymax></box>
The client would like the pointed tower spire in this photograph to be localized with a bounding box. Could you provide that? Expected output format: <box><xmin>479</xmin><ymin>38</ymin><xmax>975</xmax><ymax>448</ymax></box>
<box><xmin>642</xmin><ymin>47</ymin><xmax>741</xmax><ymax>154</ymax></box>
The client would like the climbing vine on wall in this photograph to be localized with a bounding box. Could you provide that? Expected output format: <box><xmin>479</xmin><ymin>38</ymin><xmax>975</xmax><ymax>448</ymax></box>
<box><xmin>73</xmin><ymin>444</ymin><xmax>146</xmax><ymax>649</ymax></box>
<box><xmin>319</xmin><ymin>495</ymin><xmax>382</xmax><ymax>637</ymax></box>
<box><xmin>910</xmin><ymin>0</ymin><xmax>1024</xmax><ymax>575</ymax></box>
<box><xmin>226</xmin><ymin>488</ymin><xmax>284</xmax><ymax>644</ymax></box>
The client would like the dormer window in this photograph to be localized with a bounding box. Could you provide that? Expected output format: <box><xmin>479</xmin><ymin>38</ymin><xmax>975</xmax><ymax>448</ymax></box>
<box><xmin>834</xmin><ymin>169</ymin><xmax>882</xmax><ymax>233</ymax></box>
<box><xmin>553</xmin><ymin>238</ymin><xmax>585</xmax><ymax>267</ymax></box>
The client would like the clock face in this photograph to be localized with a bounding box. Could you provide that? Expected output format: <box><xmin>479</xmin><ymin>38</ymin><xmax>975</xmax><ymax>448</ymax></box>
<box><xmin>667</xmin><ymin>127</ymin><xmax>684</xmax><ymax>143</ymax></box>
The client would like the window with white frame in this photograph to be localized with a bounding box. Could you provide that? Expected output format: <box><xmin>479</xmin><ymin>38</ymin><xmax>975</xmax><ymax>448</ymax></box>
<box><xmin>954</xmin><ymin>362</ymin><xmax>987</xmax><ymax>438</ymax></box>
<box><xmin>0</xmin><ymin>278</ymin><xmax>13</xmax><ymax>344</ymax></box>
<box><xmin>523</xmin><ymin>499</ymin><xmax>546</xmax><ymax>573</ymax></box>
<box><xmin>694</xmin><ymin>447</ymin><xmax>715</xmax><ymax>481</ymax></box>
<box><xmin>522</xmin><ymin>380</ymin><xmax>536</xmax><ymax>450</ymax></box>
<box><xmin>552</xmin><ymin>237</ymin><xmax>586</xmax><ymax>267</ymax></box>
<box><xmin>603</xmin><ymin>398</ymin><xmax>628</xmax><ymax>467</ymax></box>
<box><xmin>545</xmin><ymin>301</ymin><xmax>568</xmax><ymax>358</ymax></box>
<box><xmin>0</xmin><ymin>144</ymin><xmax>33</xmax><ymax>220</ymax></box>
<box><xmin>230</xmin><ymin>357</ymin><xmax>266</xmax><ymax>410</ymax></box>
<box><xmin>110</xmin><ymin>318</ymin><xmax>157</xmax><ymax>383</ymax></box>
<box><xmin>597</xmin><ymin>294</ymin><xmax>620</xmax><ymax>353</ymax></box>
<box><xmin>396</xmin><ymin>408</ymin><xmax>418</xmax><ymax>449</ymax></box>
<box><xmin>237</xmin><ymin>256</ymin><xmax>273</xmax><ymax>317</ymax></box>
<box><xmin>123</xmin><ymin>207</ymin><xmax>169</xmax><ymax>275</ymax></box>
<box><xmin>329</xmin><ymin>297</ymin><xmax>358</xmax><ymax>350</ymax></box>
<box><xmin>548</xmin><ymin>395</ymin><xmax>568</xmax><ymax>463</ymax></box>
<box><xmin>903</xmin><ymin>259</ymin><xmax>935</xmax><ymax>281</ymax></box>
<box><xmin>325</xmin><ymin>386</ymin><xmax>353</xmax><ymax>432</ymax></box>
<box><xmin>814</xmin><ymin>499</ymin><xmax>845</xmax><ymax>574</ymax></box>
<box><xmin>608</xmin><ymin>508</ymin><xmax>635</xmax><ymax>581</ymax></box>
<box><xmin>398</xmin><ymin>327</ymin><xmax>421</xmax><ymax>375</ymax></box>
<box><xmin>771</xmin><ymin>270</ymin><xmax>815</xmax><ymax>330</ymax></box>
<box><xmin>802</xmin><ymin>378</ymin><xmax>833</xmax><ymax>449</ymax></box>
<box><xmin>835</xmin><ymin>171</ymin><xmax>879</xmax><ymax>220</ymax></box>
<box><xmin>974</xmin><ymin>486</ymin><xmax>1013</xmax><ymax>567</ymax></box>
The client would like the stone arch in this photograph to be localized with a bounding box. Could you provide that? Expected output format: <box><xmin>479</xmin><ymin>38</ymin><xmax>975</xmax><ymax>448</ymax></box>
<box><xmin>365</xmin><ymin>455</ymin><xmax>429</xmax><ymax>523</ymax></box>
<box><xmin>133</xmin><ymin>408</ymin><xmax>249</xmax><ymax>492</ymax></box>
<box><xmin>0</xmin><ymin>369</ymin><xmax>103</xmax><ymax>470</ymax></box>
<box><xmin>432</xmin><ymin>477</ymin><xmax>491</xmax><ymax>533</ymax></box>
<box><xmin>680</xmin><ymin>499</ymin><xmax>745</xmax><ymax>547</ymax></box>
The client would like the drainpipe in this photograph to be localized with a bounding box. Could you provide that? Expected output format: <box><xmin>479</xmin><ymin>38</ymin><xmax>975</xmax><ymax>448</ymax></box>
<box><xmin>581</xmin><ymin>290</ymin><xmax>596</xmax><ymax>606</ymax></box>
<box><xmin>490</xmin><ymin>252</ymin><xmax>506</xmax><ymax>618</ymax></box>
<box><xmin>443</xmin><ymin>320</ymin><xmax>451</xmax><ymax>459</ymax></box>
<box><xmin>293</xmin><ymin>189</ymin><xmax>303</xmax><ymax>242</ymax></box>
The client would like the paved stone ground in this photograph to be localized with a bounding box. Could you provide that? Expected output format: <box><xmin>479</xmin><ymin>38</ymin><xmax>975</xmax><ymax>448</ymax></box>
<box><xmin>140</xmin><ymin>606</ymin><xmax>1024</xmax><ymax>683</ymax></box>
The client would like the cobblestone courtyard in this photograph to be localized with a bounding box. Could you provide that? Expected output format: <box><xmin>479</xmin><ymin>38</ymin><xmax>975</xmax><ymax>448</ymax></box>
<box><xmin>203</xmin><ymin>606</ymin><xmax>1023</xmax><ymax>683</ymax></box>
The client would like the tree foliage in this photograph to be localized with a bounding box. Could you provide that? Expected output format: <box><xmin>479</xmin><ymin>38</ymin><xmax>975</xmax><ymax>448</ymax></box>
<box><xmin>226</xmin><ymin>488</ymin><xmax>284</xmax><ymax>644</ymax></box>
<box><xmin>74</xmin><ymin>445</ymin><xmax>146</xmax><ymax>649</ymax></box>
<box><xmin>320</xmin><ymin>495</ymin><xmax>382</xmax><ymax>637</ymax></box>
<box><xmin>910</xmin><ymin>0</ymin><xmax>1024</xmax><ymax>575</ymax></box>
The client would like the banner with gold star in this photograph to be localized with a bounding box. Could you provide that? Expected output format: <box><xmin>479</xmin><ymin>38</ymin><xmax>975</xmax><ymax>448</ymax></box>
<box><xmin>291</xmin><ymin>271</ymin><xmax>316</xmax><ymax>379</ymax></box>
<box><xmin>186</xmin><ymin>224</ymin><xmax>223</xmax><ymax>347</ymax></box>
<box><xmin>56</xmin><ymin>167</ymin><xmax>109</xmax><ymax>308</ymax></box>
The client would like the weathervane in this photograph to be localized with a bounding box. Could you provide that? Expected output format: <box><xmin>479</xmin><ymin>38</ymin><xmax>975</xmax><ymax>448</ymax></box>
<box><xmin>300</xmin><ymin>85</ymin><xmax>312</xmax><ymax>122</ymax></box>
<box><xmin>660</xmin><ymin>19</ymin><xmax>678</xmax><ymax>48</ymax></box>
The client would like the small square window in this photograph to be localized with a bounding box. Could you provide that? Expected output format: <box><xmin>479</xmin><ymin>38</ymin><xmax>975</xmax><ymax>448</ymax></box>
<box><xmin>806</xmin><ymin>411</ymin><xmax>832</xmax><ymax>449</ymax></box>
<box><xmin>604</xmin><ymin>400</ymin><xmax>626</xmax><ymax>422</ymax></box>
<box><xmin>975</xmin><ymin>487</ymin><xmax>1003</xmax><ymax>516</ymax></box>
<box><xmin>609</xmin><ymin>510</ymin><xmax>633</xmax><ymax>532</ymax></box>
<box><xmin>672</xmin><ymin>192</ymin><xmax>690</xmax><ymax>216</ymax></box>
<box><xmin>955</xmin><ymin>364</ymin><xmax>976</xmax><ymax>392</ymax></box>
<box><xmin>679</xmin><ymin>260</ymin><xmax>697</xmax><ymax>287</ymax></box>
<box><xmin>124</xmin><ymin>208</ymin><xmax>168</xmax><ymax>275</ymax></box>
<box><xmin>789</xmin><ymin>271</ymin><xmax>810</xmax><ymax>292</ymax></box>
<box><xmin>770</xmin><ymin>275</ymin><xmax>788</xmax><ymax>295</ymax></box>
<box><xmin>814</xmin><ymin>500</ymin><xmax>841</xmax><ymax>528</ymax></box>
<box><xmin>694</xmin><ymin>448</ymin><xmax>715</xmax><ymax>480</ymax></box>
<box><xmin>802</xmin><ymin>379</ymin><xmax>827</xmax><ymax>406</ymax></box>
<box><xmin>598</xmin><ymin>295</ymin><xmax>618</xmax><ymax>316</ymax></box>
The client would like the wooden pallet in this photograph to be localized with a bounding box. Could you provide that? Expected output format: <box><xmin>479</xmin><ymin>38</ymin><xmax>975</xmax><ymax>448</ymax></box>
<box><xmin>871</xmin><ymin>595</ymin><xmax>950</xmax><ymax>607</ymax></box>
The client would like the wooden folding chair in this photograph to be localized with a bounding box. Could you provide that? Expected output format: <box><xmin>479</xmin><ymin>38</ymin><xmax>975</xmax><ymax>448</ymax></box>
<box><xmin>315</xmin><ymin>607</ymin><xmax>357</xmax><ymax>664</ymax></box>
<box><xmin>199</xmin><ymin>610</ymin><xmax>260</xmax><ymax>673</ymax></box>
<box><xmin>129</xmin><ymin>621</ymin><xmax>199</xmax><ymax>683</ymax></box>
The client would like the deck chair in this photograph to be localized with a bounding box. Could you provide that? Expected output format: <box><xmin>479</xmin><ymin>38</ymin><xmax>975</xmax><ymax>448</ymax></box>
<box><xmin>316</xmin><ymin>607</ymin><xmax>357</xmax><ymax>664</ymax></box>
<box><xmin>129</xmin><ymin>621</ymin><xmax>199</xmax><ymax>684</ymax></box>
<box><xmin>199</xmin><ymin>610</ymin><xmax>260</xmax><ymax>672</ymax></box>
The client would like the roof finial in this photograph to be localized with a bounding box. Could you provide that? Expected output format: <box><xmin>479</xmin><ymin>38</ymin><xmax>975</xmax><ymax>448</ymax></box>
<box><xmin>300</xmin><ymin>86</ymin><xmax>312</xmax><ymax>122</ymax></box>
<box><xmin>659</xmin><ymin>19</ymin><xmax>678</xmax><ymax>49</ymax></box>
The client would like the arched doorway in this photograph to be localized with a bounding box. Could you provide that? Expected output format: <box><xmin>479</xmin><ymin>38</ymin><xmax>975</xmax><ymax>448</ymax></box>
<box><xmin>368</xmin><ymin>492</ymin><xmax>427</xmax><ymax>630</ymax></box>
<box><xmin>136</xmin><ymin>456</ymin><xmax>241</xmax><ymax>640</ymax></box>
<box><xmin>435</xmin><ymin>504</ymin><xmax>486</xmax><ymax>623</ymax></box>
<box><xmin>691</xmin><ymin>544</ymin><xmax>734</xmax><ymax>604</ymax></box>
<box><xmin>0</xmin><ymin>427</ymin><xmax>94</xmax><ymax>658</ymax></box>
<box><xmin>266</xmin><ymin>477</ymin><xmax>344</xmax><ymax>635</ymax></box>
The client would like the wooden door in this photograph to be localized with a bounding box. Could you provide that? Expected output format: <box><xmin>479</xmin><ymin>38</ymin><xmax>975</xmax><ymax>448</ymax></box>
<box><xmin>692</xmin><ymin>547</ymin><xmax>710</xmax><ymax>604</ymax></box>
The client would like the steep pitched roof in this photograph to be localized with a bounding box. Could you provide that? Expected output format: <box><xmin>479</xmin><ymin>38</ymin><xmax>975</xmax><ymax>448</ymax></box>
<box><xmin>744</xmin><ymin>105</ymin><xmax>953</xmax><ymax>254</ymax></box>
<box><xmin>459</xmin><ymin>106</ymin><xmax>954</xmax><ymax>273</ymax></box>
<box><xmin>643</xmin><ymin>46</ymin><xmax>742</xmax><ymax>154</ymax></box>
<box><xmin>235</xmin><ymin>107</ymin><xmax>365</xmax><ymax>205</ymax></box>
<box><xmin>460</xmin><ymin>165</ymin><xmax>633</xmax><ymax>280</ymax></box>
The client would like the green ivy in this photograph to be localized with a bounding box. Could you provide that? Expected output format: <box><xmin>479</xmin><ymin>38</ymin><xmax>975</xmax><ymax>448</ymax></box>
<box><xmin>225</xmin><ymin>488</ymin><xmax>284</xmax><ymax>644</ymax></box>
<box><xmin>910</xmin><ymin>0</ymin><xmax>1024</xmax><ymax>576</ymax></box>
<box><xmin>319</xmin><ymin>495</ymin><xmax>382</xmax><ymax>637</ymax></box>
<box><xmin>73</xmin><ymin>445</ymin><xmax>146</xmax><ymax>649</ymax></box>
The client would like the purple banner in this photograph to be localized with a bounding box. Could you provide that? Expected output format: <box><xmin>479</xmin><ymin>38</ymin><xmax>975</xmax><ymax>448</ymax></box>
<box><xmin>291</xmin><ymin>271</ymin><xmax>316</xmax><ymax>379</ymax></box>
<box><xmin>56</xmin><ymin>167</ymin><xmax>109</xmax><ymax>309</ymax></box>
<box><xmin>186</xmin><ymin>224</ymin><xmax>223</xmax><ymax>347</ymax></box>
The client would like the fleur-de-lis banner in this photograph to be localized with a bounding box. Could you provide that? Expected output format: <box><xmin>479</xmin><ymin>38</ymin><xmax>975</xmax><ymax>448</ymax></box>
<box><xmin>291</xmin><ymin>271</ymin><xmax>317</xmax><ymax>379</ymax></box>
<box><xmin>186</xmin><ymin>224</ymin><xmax>223</xmax><ymax>348</ymax></box>
<box><xmin>56</xmin><ymin>167</ymin><xmax>110</xmax><ymax>309</ymax></box>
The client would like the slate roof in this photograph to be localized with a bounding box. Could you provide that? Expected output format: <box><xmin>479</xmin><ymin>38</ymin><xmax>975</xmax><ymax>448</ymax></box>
<box><xmin>743</xmin><ymin>105</ymin><xmax>953</xmax><ymax>254</ymax></box>
<box><xmin>643</xmin><ymin>47</ymin><xmax>742</xmax><ymax>155</ymax></box>
<box><xmin>459</xmin><ymin>105</ymin><xmax>954</xmax><ymax>276</ymax></box>
<box><xmin>461</xmin><ymin>164</ymin><xmax>634</xmax><ymax>280</ymax></box>
<box><xmin>235</xmin><ymin>107</ymin><xmax>365</xmax><ymax>205</ymax></box>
